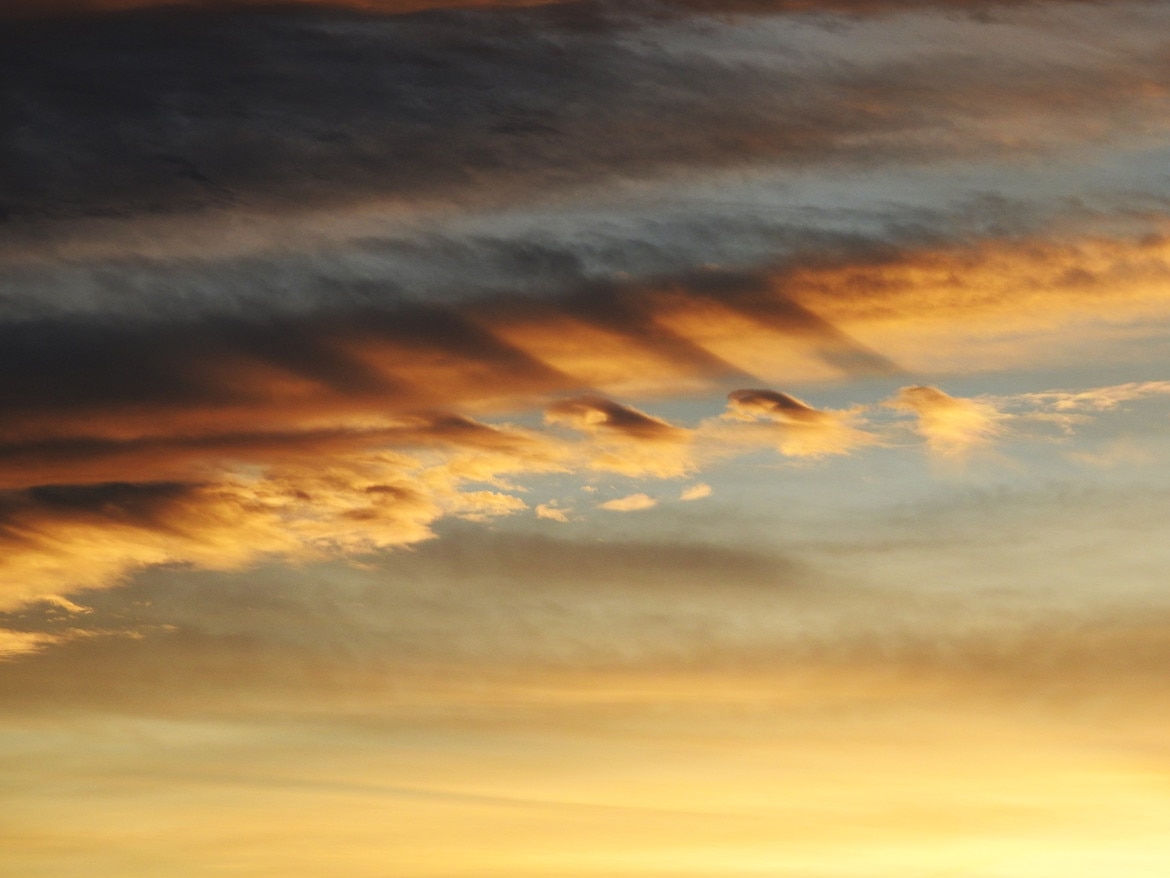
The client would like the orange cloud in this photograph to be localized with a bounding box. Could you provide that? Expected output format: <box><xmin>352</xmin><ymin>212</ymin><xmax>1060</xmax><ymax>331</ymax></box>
<box><xmin>725</xmin><ymin>389</ymin><xmax>833</xmax><ymax>425</ymax></box>
<box><xmin>791</xmin><ymin>233</ymin><xmax>1170</xmax><ymax>375</ymax></box>
<box><xmin>535</xmin><ymin>502</ymin><xmax>571</xmax><ymax>522</ymax></box>
<box><xmin>16</xmin><ymin>371</ymin><xmax>1160</xmax><ymax>611</ymax></box>
<box><xmin>0</xmin><ymin>431</ymin><xmax>568</xmax><ymax>610</ymax></box>
<box><xmin>710</xmin><ymin>388</ymin><xmax>876</xmax><ymax>459</ymax></box>
<box><xmin>0</xmin><ymin>464</ymin><xmax>441</xmax><ymax>610</ymax></box>
<box><xmin>599</xmin><ymin>493</ymin><xmax>657</xmax><ymax>512</ymax></box>
<box><xmin>0</xmin><ymin>629</ymin><xmax>66</xmax><ymax>659</ymax></box>
<box><xmin>887</xmin><ymin>385</ymin><xmax>1007</xmax><ymax>459</ymax></box>
<box><xmin>546</xmin><ymin>396</ymin><xmax>696</xmax><ymax>478</ymax></box>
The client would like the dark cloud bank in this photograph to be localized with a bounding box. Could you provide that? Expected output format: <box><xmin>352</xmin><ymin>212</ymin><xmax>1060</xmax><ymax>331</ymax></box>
<box><xmin>2</xmin><ymin>0</ymin><xmax>1161</xmax><ymax>223</ymax></box>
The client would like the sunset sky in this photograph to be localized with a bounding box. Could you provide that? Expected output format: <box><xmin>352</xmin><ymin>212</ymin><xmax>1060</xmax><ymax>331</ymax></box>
<box><xmin>4</xmin><ymin>1</ymin><xmax>1170</xmax><ymax>875</ymax></box>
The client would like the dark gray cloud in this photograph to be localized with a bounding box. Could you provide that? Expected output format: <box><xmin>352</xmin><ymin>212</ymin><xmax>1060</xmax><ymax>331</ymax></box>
<box><xmin>0</xmin><ymin>303</ymin><xmax>556</xmax><ymax>432</ymax></box>
<box><xmin>0</xmin><ymin>0</ymin><xmax>1114</xmax><ymax>23</ymax></box>
<box><xmin>3</xmin><ymin>0</ymin><xmax>1164</xmax><ymax>223</ymax></box>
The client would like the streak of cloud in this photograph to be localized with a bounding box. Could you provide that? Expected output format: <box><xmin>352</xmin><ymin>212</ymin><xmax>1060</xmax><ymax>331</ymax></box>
<box><xmin>599</xmin><ymin>493</ymin><xmax>657</xmax><ymax>512</ymax></box>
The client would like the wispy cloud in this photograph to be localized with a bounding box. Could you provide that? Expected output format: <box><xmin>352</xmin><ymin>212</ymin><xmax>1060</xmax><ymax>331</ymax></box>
<box><xmin>599</xmin><ymin>493</ymin><xmax>657</xmax><ymax>512</ymax></box>
<box><xmin>679</xmin><ymin>483</ymin><xmax>712</xmax><ymax>501</ymax></box>
<box><xmin>535</xmin><ymin>502</ymin><xmax>572</xmax><ymax>522</ymax></box>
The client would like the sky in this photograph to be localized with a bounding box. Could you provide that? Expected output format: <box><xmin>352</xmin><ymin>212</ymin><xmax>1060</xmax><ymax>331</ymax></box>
<box><xmin>3</xmin><ymin>0</ymin><xmax>1170</xmax><ymax>875</ymax></box>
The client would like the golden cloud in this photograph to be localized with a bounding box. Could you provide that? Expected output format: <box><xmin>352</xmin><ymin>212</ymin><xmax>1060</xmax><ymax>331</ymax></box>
<box><xmin>708</xmin><ymin>388</ymin><xmax>877</xmax><ymax>459</ymax></box>
<box><xmin>535</xmin><ymin>502</ymin><xmax>571</xmax><ymax>522</ymax></box>
<box><xmin>887</xmin><ymin>385</ymin><xmax>1007</xmax><ymax>459</ymax></box>
<box><xmin>599</xmin><ymin>493</ymin><xmax>658</xmax><ymax>512</ymax></box>
<box><xmin>7</xmin><ymin>373</ymin><xmax>1164</xmax><ymax>611</ymax></box>
<box><xmin>792</xmin><ymin>233</ymin><xmax>1170</xmax><ymax>375</ymax></box>
<box><xmin>545</xmin><ymin>395</ymin><xmax>696</xmax><ymax>479</ymax></box>
<box><xmin>679</xmin><ymin>483</ymin><xmax>712</xmax><ymax>501</ymax></box>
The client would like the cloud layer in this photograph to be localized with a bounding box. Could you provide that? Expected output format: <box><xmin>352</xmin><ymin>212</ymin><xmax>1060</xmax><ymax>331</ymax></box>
<box><xmin>4</xmin><ymin>0</ymin><xmax>1168</xmax><ymax>225</ymax></box>
<box><xmin>5</xmin><ymin>5</ymin><xmax>1170</xmax><ymax>875</ymax></box>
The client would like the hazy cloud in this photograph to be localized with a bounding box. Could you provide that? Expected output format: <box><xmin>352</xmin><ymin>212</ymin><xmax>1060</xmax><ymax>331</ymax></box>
<box><xmin>535</xmin><ymin>502</ymin><xmax>571</xmax><ymax>522</ymax></box>
<box><xmin>679</xmin><ymin>483</ymin><xmax>712</xmax><ymax>501</ymax></box>
<box><xmin>599</xmin><ymin>493</ymin><xmax>657</xmax><ymax>512</ymax></box>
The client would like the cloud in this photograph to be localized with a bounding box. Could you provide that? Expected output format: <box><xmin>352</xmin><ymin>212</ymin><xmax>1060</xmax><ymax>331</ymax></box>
<box><xmin>545</xmin><ymin>396</ymin><xmax>684</xmax><ymax>441</ymax></box>
<box><xmin>659</xmin><ymin>0</ymin><xmax>1110</xmax><ymax>11</ymax></box>
<box><xmin>12</xmin><ymin>226</ymin><xmax>1170</xmax><ymax>474</ymax></box>
<box><xmin>599</xmin><ymin>493</ymin><xmax>657</xmax><ymax>512</ymax></box>
<box><xmin>6</xmin><ymin>487</ymin><xmax>1170</xmax><ymax>702</ymax></box>
<box><xmin>1005</xmin><ymin>381</ymin><xmax>1170</xmax><ymax>414</ymax></box>
<box><xmin>712</xmin><ymin>388</ymin><xmax>876</xmax><ymax>459</ymax></box>
<box><xmin>0</xmin><ymin>527</ymin><xmax>818</xmax><ymax>709</ymax></box>
<box><xmin>0</xmin><ymin>0</ymin><xmax>1122</xmax><ymax>25</ymax></box>
<box><xmin>0</xmin><ymin>0</ymin><xmax>569</xmax><ymax>18</ymax></box>
<box><xmin>0</xmin><ymin>445</ymin><xmax>541</xmax><ymax>610</ymax></box>
<box><xmin>959</xmin><ymin>380</ymin><xmax>1170</xmax><ymax>441</ymax></box>
<box><xmin>0</xmin><ymin>304</ymin><xmax>1164</xmax><ymax>612</ymax></box>
<box><xmin>4</xmin><ymin>0</ymin><xmax>1168</xmax><ymax>225</ymax></box>
<box><xmin>0</xmin><ymin>629</ymin><xmax>67</xmax><ymax>659</ymax></box>
<box><xmin>679</xmin><ymin>483</ymin><xmax>712</xmax><ymax>501</ymax></box>
<box><xmin>725</xmin><ymin>389</ymin><xmax>834</xmax><ymax>425</ymax></box>
<box><xmin>535</xmin><ymin>502</ymin><xmax>571</xmax><ymax>522</ymax></box>
<box><xmin>546</xmin><ymin>395</ymin><xmax>696</xmax><ymax>478</ymax></box>
<box><xmin>794</xmin><ymin>232</ymin><xmax>1170</xmax><ymax>375</ymax></box>
<box><xmin>887</xmin><ymin>386</ymin><xmax>1007</xmax><ymax>459</ymax></box>
<box><xmin>0</xmin><ymin>266</ymin><xmax>907</xmax><ymax>479</ymax></box>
